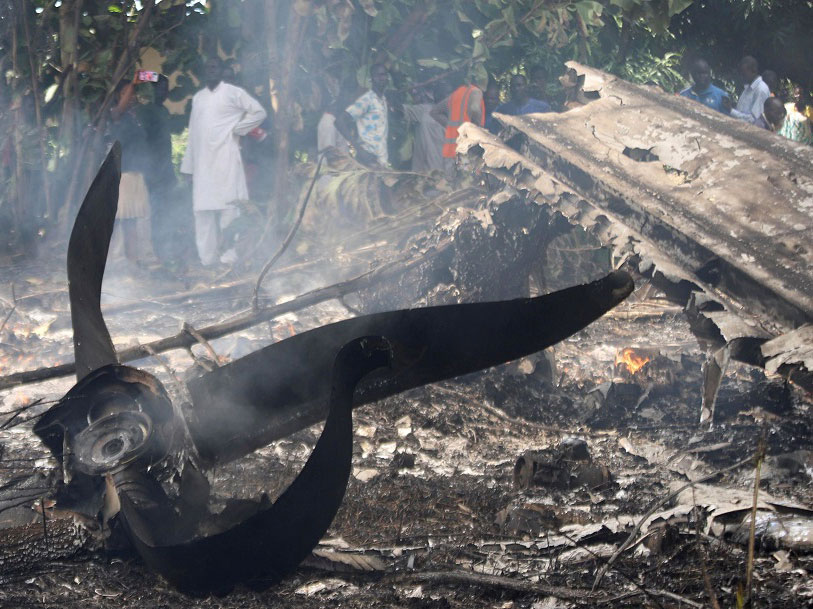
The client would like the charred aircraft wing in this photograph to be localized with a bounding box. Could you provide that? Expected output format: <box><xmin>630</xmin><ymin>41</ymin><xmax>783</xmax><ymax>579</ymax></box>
<box><xmin>186</xmin><ymin>271</ymin><xmax>634</xmax><ymax>465</ymax></box>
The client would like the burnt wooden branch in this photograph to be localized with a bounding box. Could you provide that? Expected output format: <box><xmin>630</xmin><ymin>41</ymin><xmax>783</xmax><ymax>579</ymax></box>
<box><xmin>0</xmin><ymin>244</ymin><xmax>448</xmax><ymax>391</ymax></box>
<box><xmin>0</xmin><ymin>514</ymin><xmax>101</xmax><ymax>577</ymax></box>
<box><xmin>253</xmin><ymin>153</ymin><xmax>324</xmax><ymax>310</ymax></box>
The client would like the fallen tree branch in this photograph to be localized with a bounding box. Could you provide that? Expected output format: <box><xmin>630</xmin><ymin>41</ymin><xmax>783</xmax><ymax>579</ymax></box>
<box><xmin>0</xmin><ymin>243</ymin><xmax>447</xmax><ymax>391</ymax></box>
<box><xmin>597</xmin><ymin>588</ymin><xmax>704</xmax><ymax>609</ymax></box>
<box><xmin>182</xmin><ymin>323</ymin><xmax>222</xmax><ymax>366</ymax></box>
<box><xmin>0</xmin><ymin>284</ymin><xmax>17</xmax><ymax>334</ymax></box>
<box><xmin>0</xmin><ymin>514</ymin><xmax>101</xmax><ymax>577</ymax></box>
<box><xmin>101</xmin><ymin>247</ymin><xmax>376</xmax><ymax>316</ymax></box>
<box><xmin>253</xmin><ymin>152</ymin><xmax>324</xmax><ymax>310</ymax></box>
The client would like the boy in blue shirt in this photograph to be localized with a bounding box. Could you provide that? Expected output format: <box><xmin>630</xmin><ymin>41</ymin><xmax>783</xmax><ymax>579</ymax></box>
<box><xmin>680</xmin><ymin>59</ymin><xmax>730</xmax><ymax>114</ymax></box>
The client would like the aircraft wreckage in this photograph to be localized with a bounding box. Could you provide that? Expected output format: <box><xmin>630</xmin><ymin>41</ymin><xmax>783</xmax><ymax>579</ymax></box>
<box><xmin>30</xmin><ymin>144</ymin><xmax>633</xmax><ymax>595</ymax></box>
<box><xmin>458</xmin><ymin>62</ymin><xmax>812</xmax><ymax>409</ymax></box>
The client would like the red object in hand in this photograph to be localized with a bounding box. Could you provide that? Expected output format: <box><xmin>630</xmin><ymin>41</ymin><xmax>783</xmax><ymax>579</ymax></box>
<box><xmin>247</xmin><ymin>127</ymin><xmax>267</xmax><ymax>142</ymax></box>
<box><xmin>136</xmin><ymin>70</ymin><xmax>160</xmax><ymax>83</ymax></box>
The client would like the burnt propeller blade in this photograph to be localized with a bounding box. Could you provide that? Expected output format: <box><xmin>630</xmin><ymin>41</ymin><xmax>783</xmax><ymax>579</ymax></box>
<box><xmin>118</xmin><ymin>337</ymin><xmax>393</xmax><ymax>596</ymax></box>
<box><xmin>68</xmin><ymin>143</ymin><xmax>121</xmax><ymax>380</ymax></box>
<box><xmin>186</xmin><ymin>271</ymin><xmax>634</xmax><ymax>465</ymax></box>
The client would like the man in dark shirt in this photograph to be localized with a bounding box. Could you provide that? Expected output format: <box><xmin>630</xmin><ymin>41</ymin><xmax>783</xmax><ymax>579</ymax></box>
<box><xmin>527</xmin><ymin>65</ymin><xmax>547</xmax><ymax>102</ymax></box>
<box><xmin>136</xmin><ymin>75</ymin><xmax>178</xmax><ymax>262</ymax></box>
<box><xmin>755</xmin><ymin>97</ymin><xmax>787</xmax><ymax>132</ymax></box>
<box><xmin>493</xmin><ymin>74</ymin><xmax>551</xmax><ymax>118</ymax></box>
<box><xmin>483</xmin><ymin>85</ymin><xmax>501</xmax><ymax>133</ymax></box>
<box><xmin>110</xmin><ymin>76</ymin><xmax>154</xmax><ymax>266</ymax></box>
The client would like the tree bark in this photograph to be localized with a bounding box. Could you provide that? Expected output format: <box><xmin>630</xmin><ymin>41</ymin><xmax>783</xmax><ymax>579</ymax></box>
<box><xmin>20</xmin><ymin>0</ymin><xmax>52</xmax><ymax>220</ymax></box>
<box><xmin>0</xmin><ymin>513</ymin><xmax>101</xmax><ymax>577</ymax></box>
<box><xmin>57</xmin><ymin>0</ymin><xmax>82</xmax><ymax>155</ymax></box>
<box><xmin>267</xmin><ymin>0</ymin><xmax>310</xmax><ymax>225</ymax></box>
<box><xmin>61</xmin><ymin>0</ymin><xmax>156</xmax><ymax>228</ymax></box>
<box><xmin>10</xmin><ymin>7</ymin><xmax>25</xmax><ymax>246</ymax></box>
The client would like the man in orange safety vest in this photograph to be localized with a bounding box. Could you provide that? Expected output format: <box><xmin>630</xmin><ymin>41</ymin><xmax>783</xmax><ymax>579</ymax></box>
<box><xmin>431</xmin><ymin>81</ymin><xmax>485</xmax><ymax>172</ymax></box>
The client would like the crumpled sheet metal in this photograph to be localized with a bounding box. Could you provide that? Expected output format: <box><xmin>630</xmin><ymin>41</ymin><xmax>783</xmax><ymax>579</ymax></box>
<box><xmin>762</xmin><ymin>325</ymin><xmax>813</xmax><ymax>375</ymax></box>
<box><xmin>469</xmin><ymin>64</ymin><xmax>813</xmax><ymax>333</ymax></box>
<box><xmin>457</xmin><ymin>74</ymin><xmax>811</xmax><ymax>384</ymax></box>
<box><xmin>39</xmin><ymin>144</ymin><xmax>636</xmax><ymax>595</ymax></box>
<box><xmin>457</xmin><ymin>122</ymin><xmax>695</xmax><ymax>296</ymax></box>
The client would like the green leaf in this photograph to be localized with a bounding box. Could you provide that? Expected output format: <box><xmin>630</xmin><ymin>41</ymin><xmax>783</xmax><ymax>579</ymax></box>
<box><xmin>501</xmin><ymin>5</ymin><xmax>517</xmax><ymax>35</ymax></box>
<box><xmin>610</xmin><ymin>0</ymin><xmax>639</xmax><ymax>11</ymax></box>
<box><xmin>573</xmin><ymin>1</ymin><xmax>604</xmax><ymax>26</ymax></box>
<box><xmin>358</xmin><ymin>0</ymin><xmax>378</xmax><ymax>17</ymax></box>
<box><xmin>417</xmin><ymin>58</ymin><xmax>451</xmax><ymax>69</ymax></box>
<box><xmin>667</xmin><ymin>0</ymin><xmax>694</xmax><ymax>16</ymax></box>
<box><xmin>473</xmin><ymin>38</ymin><xmax>488</xmax><ymax>61</ymax></box>
<box><xmin>94</xmin><ymin>48</ymin><xmax>112</xmax><ymax>67</ymax></box>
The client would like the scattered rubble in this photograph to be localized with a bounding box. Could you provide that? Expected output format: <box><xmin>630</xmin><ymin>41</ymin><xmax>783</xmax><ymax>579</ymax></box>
<box><xmin>0</xmin><ymin>65</ymin><xmax>811</xmax><ymax>608</ymax></box>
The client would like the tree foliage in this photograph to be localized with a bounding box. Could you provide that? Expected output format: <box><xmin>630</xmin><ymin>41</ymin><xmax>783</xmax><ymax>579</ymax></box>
<box><xmin>7</xmin><ymin>0</ymin><xmax>809</xmax><ymax>257</ymax></box>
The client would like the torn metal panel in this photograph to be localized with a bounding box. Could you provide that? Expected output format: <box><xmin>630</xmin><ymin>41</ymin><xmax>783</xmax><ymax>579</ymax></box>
<box><xmin>464</xmin><ymin>63</ymin><xmax>812</xmax><ymax>337</ymax></box>
<box><xmin>700</xmin><ymin>345</ymin><xmax>731</xmax><ymax>425</ymax></box>
<box><xmin>761</xmin><ymin>325</ymin><xmax>813</xmax><ymax>390</ymax></box>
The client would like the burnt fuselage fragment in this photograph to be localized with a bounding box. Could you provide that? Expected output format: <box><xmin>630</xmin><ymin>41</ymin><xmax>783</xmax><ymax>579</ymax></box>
<box><xmin>34</xmin><ymin>145</ymin><xmax>634</xmax><ymax>595</ymax></box>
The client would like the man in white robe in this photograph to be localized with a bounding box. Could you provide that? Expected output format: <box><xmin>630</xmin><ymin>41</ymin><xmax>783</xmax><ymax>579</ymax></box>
<box><xmin>180</xmin><ymin>57</ymin><xmax>266</xmax><ymax>266</ymax></box>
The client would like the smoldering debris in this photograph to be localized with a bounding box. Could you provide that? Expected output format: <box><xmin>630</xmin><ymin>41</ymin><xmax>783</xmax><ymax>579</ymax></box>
<box><xmin>0</xmin><ymin>145</ymin><xmax>637</xmax><ymax>597</ymax></box>
<box><xmin>0</xmin><ymin>125</ymin><xmax>811</xmax><ymax>608</ymax></box>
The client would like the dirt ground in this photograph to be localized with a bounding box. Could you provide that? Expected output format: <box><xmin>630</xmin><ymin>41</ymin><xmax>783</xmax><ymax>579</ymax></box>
<box><xmin>0</xmin><ymin>230</ymin><xmax>811</xmax><ymax>608</ymax></box>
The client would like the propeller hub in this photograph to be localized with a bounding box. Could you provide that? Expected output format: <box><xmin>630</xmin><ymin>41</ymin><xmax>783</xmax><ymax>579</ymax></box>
<box><xmin>73</xmin><ymin>410</ymin><xmax>153</xmax><ymax>475</ymax></box>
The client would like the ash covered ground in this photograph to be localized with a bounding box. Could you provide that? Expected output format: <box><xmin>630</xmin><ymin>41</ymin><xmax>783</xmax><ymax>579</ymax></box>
<box><xmin>0</xmin><ymin>207</ymin><xmax>811</xmax><ymax>608</ymax></box>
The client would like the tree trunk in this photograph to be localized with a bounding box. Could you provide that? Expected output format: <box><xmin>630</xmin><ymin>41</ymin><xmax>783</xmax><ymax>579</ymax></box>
<box><xmin>10</xmin><ymin>8</ymin><xmax>25</xmax><ymax>250</ymax></box>
<box><xmin>20</xmin><ymin>0</ymin><xmax>52</xmax><ymax>220</ymax></box>
<box><xmin>60</xmin><ymin>0</ymin><xmax>156</xmax><ymax>229</ymax></box>
<box><xmin>57</xmin><ymin>0</ymin><xmax>82</xmax><ymax>156</ymax></box>
<box><xmin>267</xmin><ymin>0</ymin><xmax>309</xmax><ymax>226</ymax></box>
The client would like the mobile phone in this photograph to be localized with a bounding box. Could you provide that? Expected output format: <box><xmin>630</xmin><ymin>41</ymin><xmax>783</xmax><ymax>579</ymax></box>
<box><xmin>136</xmin><ymin>70</ymin><xmax>160</xmax><ymax>83</ymax></box>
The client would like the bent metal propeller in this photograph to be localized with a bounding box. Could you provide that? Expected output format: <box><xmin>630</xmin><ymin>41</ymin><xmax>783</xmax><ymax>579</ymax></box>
<box><xmin>34</xmin><ymin>143</ymin><xmax>634</xmax><ymax>595</ymax></box>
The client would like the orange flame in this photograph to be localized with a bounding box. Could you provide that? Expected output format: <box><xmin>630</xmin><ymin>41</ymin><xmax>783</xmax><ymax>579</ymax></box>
<box><xmin>615</xmin><ymin>348</ymin><xmax>650</xmax><ymax>375</ymax></box>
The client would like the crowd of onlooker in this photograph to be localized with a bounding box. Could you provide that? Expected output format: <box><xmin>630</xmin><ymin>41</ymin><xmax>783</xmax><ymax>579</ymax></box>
<box><xmin>680</xmin><ymin>55</ymin><xmax>812</xmax><ymax>144</ymax></box>
<box><xmin>109</xmin><ymin>54</ymin><xmax>811</xmax><ymax>272</ymax></box>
